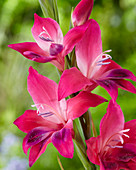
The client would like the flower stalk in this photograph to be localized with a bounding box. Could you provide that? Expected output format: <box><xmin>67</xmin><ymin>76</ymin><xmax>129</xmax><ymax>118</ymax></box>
<box><xmin>79</xmin><ymin>110</ymin><xmax>92</xmax><ymax>140</ymax></box>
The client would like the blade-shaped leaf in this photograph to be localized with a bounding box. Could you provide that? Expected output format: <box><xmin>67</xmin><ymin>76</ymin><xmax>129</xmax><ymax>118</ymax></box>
<box><xmin>39</xmin><ymin>0</ymin><xmax>59</xmax><ymax>24</ymax></box>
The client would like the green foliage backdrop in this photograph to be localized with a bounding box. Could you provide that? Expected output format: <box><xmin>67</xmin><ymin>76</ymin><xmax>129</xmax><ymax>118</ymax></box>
<box><xmin>0</xmin><ymin>0</ymin><xmax>136</xmax><ymax>169</ymax></box>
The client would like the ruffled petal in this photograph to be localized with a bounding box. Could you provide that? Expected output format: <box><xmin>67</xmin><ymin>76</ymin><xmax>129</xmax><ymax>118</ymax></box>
<box><xmin>8</xmin><ymin>42</ymin><xmax>55</xmax><ymax>63</ymax></box>
<box><xmin>51</xmin><ymin>128</ymin><xmax>74</xmax><ymax>158</ymax></box>
<box><xmin>58</xmin><ymin>67</ymin><xmax>91</xmax><ymax>100</ymax></box>
<box><xmin>72</xmin><ymin>0</ymin><xmax>93</xmax><ymax>26</ymax></box>
<box><xmin>76</xmin><ymin>19</ymin><xmax>102</xmax><ymax>78</ymax></box>
<box><xmin>67</xmin><ymin>91</ymin><xmax>107</xmax><ymax>120</ymax></box>
<box><xmin>31</xmin><ymin>13</ymin><xmax>63</xmax><ymax>51</ymax></box>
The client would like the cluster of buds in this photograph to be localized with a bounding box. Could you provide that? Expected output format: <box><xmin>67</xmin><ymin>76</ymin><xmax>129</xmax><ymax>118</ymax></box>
<box><xmin>8</xmin><ymin>0</ymin><xmax>136</xmax><ymax>169</ymax></box>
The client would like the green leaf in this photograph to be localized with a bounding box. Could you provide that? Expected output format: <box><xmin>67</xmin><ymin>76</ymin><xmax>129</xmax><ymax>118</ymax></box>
<box><xmin>39</xmin><ymin>0</ymin><xmax>59</xmax><ymax>24</ymax></box>
<box><xmin>74</xmin><ymin>140</ymin><xmax>93</xmax><ymax>170</ymax></box>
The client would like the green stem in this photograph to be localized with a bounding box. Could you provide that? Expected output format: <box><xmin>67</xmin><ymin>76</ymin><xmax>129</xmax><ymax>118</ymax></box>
<box><xmin>79</xmin><ymin>110</ymin><xmax>92</xmax><ymax>140</ymax></box>
<box><xmin>73</xmin><ymin>120</ymin><xmax>96</xmax><ymax>170</ymax></box>
<box><xmin>74</xmin><ymin>140</ymin><xmax>96</xmax><ymax>170</ymax></box>
<box><xmin>66</xmin><ymin>55</ymin><xmax>71</xmax><ymax>68</ymax></box>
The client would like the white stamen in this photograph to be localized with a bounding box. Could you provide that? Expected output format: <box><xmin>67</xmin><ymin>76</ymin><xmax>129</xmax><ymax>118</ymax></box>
<box><xmin>107</xmin><ymin>145</ymin><xmax>123</xmax><ymax>149</ymax></box>
<box><xmin>96</xmin><ymin>50</ymin><xmax>112</xmax><ymax>66</ymax></box>
<box><xmin>104</xmin><ymin>128</ymin><xmax>130</xmax><ymax>151</ymax></box>
<box><xmin>39</xmin><ymin>26</ymin><xmax>53</xmax><ymax>42</ymax></box>
<box><xmin>97</xmin><ymin>62</ymin><xmax>111</xmax><ymax>66</ymax></box>
<box><xmin>96</xmin><ymin>55</ymin><xmax>112</xmax><ymax>63</ymax></box>
<box><xmin>118</xmin><ymin>135</ymin><xmax>124</xmax><ymax>144</ymax></box>
<box><xmin>38</xmin><ymin>112</ymin><xmax>54</xmax><ymax>117</ymax></box>
<box><xmin>43</xmin><ymin>26</ymin><xmax>46</xmax><ymax>30</ymax></box>
<box><xmin>39</xmin><ymin>27</ymin><xmax>47</xmax><ymax>37</ymax></box>
<box><xmin>31</xmin><ymin>104</ymin><xmax>36</xmax><ymax>107</ymax></box>
<box><xmin>119</xmin><ymin>129</ymin><xmax>130</xmax><ymax>138</ymax></box>
<box><xmin>104</xmin><ymin>49</ymin><xmax>112</xmax><ymax>53</ymax></box>
<box><xmin>120</xmin><ymin>129</ymin><xmax>130</xmax><ymax>133</ymax></box>
<box><xmin>31</xmin><ymin>104</ymin><xmax>44</xmax><ymax>113</ymax></box>
<box><xmin>31</xmin><ymin>103</ymin><xmax>66</xmax><ymax>124</ymax></box>
<box><xmin>123</xmin><ymin>134</ymin><xmax>130</xmax><ymax>138</ymax></box>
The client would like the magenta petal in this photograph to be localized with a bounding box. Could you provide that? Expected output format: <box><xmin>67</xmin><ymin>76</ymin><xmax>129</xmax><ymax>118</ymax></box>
<box><xmin>63</xmin><ymin>21</ymin><xmax>90</xmax><ymax>57</ymax></box>
<box><xmin>67</xmin><ymin>91</ymin><xmax>107</xmax><ymax>120</ymax></box>
<box><xmin>32</xmin><ymin>13</ymin><xmax>63</xmax><ymax>51</ymax></box>
<box><xmin>28</xmin><ymin>67</ymin><xmax>61</xmax><ymax>114</ymax></box>
<box><xmin>29</xmin><ymin>138</ymin><xmax>51</xmax><ymax>167</ymax></box>
<box><xmin>96</xmin><ymin>79</ymin><xmax>118</xmax><ymax>101</ymax></box>
<box><xmin>100</xmin><ymin>100</ymin><xmax>124</xmax><ymax>144</ymax></box>
<box><xmin>14</xmin><ymin>110</ymin><xmax>59</xmax><ymax>133</ymax></box>
<box><xmin>103</xmin><ymin>68</ymin><xmax>136</xmax><ymax>81</ymax></box>
<box><xmin>72</xmin><ymin>0</ymin><xmax>93</xmax><ymax>26</ymax></box>
<box><xmin>115</xmin><ymin>79</ymin><xmax>136</xmax><ymax>94</ymax></box>
<box><xmin>124</xmin><ymin>119</ymin><xmax>136</xmax><ymax>143</ymax></box>
<box><xmin>75</xmin><ymin>19</ymin><xmax>102</xmax><ymax>77</ymax></box>
<box><xmin>23</xmin><ymin>127</ymin><xmax>52</xmax><ymax>155</ymax></box>
<box><xmin>86</xmin><ymin>137</ymin><xmax>100</xmax><ymax>165</ymax></box>
<box><xmin>49</xmin><ymin>43</ymin><xmax>63</xmax><ymax>56</ymax></box>
<box><xmin>124</xmin><ymin>161</ymin><xmax>136</xmax><ymax>170</ymax></box>
<box><xmin>101</xmin><ymin>160</ymin><xmax>118</xmax><ymax>170</ymax></box>
<box><xmin>114</xmin><ymin>143</ymin><xmax>136</xmax><ymax>162</ymax></box>
<box><xmin>23</xmin><ymin>51</ymin><xmax>55</xmax><ymax>63</ymax></box>
<box><xmin>51</xmin><ymin>128</ymin><xmax>74</xmax><ymax>158</ymax></box>
<box><xmin>97</xmin><ymin>60</ymin><xmax>122</xmax><ymax>78</ymax></box>
<box><xmin>8</xmin><ymin>42</ymin><xmax>55</xmax><ymax>63</ymax></box>
<box><xmin>58</xmin><ymin>67</ymin><xmax>91</xmax><ymax>100</ymax></box>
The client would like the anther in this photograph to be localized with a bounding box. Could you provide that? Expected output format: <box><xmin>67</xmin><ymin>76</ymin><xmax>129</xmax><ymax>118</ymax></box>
<box><xmin>96</xmin><ymin>62</ymin><xmax>111</xmax><ymax>66</ymax></box>
<box><xmin>39</xmin><ymin>26</ymin><xmax>53</xmax><ymax>42</ymax></box>
<box><xmin>107</xmin><ymin>145</ymin><xmax>123</xmax><ymax>149</ymax></box>
<box><xmin>96</xmin><ymin>55</ymin><xmax>112</xmax><ymax>63</ymax></box>
<box><xmin>96</xmin><ymin>50</ymin><xmax>112</xmax><ymax>66</ymax></box>
<box><xmin>39</xmin><ymin>35</ymin><xmax>54</xmax><ymax>42</ymax></box>
<box><xmin>38</xmin><ymin>112</ymin><xmax>54</xmax><ymax>117</ymax></box>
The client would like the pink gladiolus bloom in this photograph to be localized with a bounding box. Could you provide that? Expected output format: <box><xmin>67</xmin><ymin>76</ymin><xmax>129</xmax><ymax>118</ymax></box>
<box><xmin>72</xmin><ymin>0</ymin><xmax>94</xmax><ymax>27</ymax></box>
<box><xmin>8</xmin><ymin>14</ymin><xmax>90</xmax><ymax>71</ymax></box>
<box><xmin>58</xmin><ymin>19</ymin><xmax>136</xmax><ymax>101</ymax></box>
<box><xmin>86</xmin><ymin>100</ymin><xmax>136</xmax><ymax>170</ymax></box>
<box><xmin>14</xmin><ymin>66</ymin><xmax>107</xmax><ymax>167</ymax></box>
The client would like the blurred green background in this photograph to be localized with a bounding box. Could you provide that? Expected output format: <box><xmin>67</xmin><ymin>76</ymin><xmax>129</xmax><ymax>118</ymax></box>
<box><xmin>0</xmin><ymin>0</ymin><xmax>136</xmax><ymax>169</ymax></box>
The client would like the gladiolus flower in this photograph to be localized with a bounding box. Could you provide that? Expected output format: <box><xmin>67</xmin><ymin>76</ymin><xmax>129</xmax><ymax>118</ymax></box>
<box><xmin>14</xmin><ymin>66</ymin><xmax>107</xmax><ymax>167</ymax></box>
<box><xmin>72</xmin><ymin>0</ymin><xmax>94</xmax><ymax>26</ymax></box>
<box><xmin>58</xmin><ymin>19</ymin><xmax>136</xmax><ymax>101</ymax></box>
<box><xmin>86</xmin><ymin>100</ymin><xmax>136</xmax><ymax>170</ymax></box>
<box><xmin>8</xmin><ymin>14</ymin><xmax>90</xmax><ymax>71</ymax></box>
